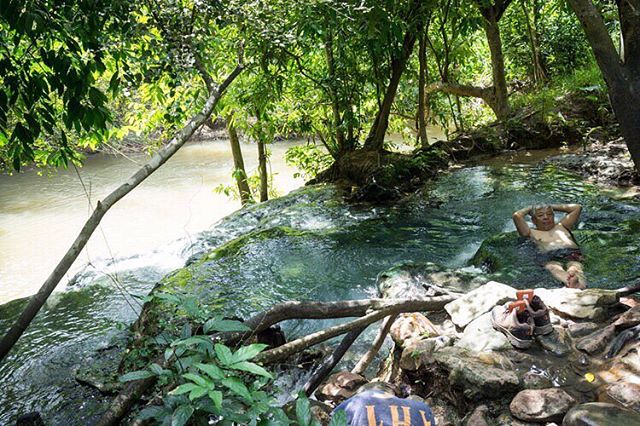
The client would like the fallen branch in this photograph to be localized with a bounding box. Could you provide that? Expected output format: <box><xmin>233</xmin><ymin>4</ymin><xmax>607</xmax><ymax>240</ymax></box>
<box><xmin>98</xmin><ymin>295</ymin><xmax>454</xmax><ymax>424</ymax></box>
<box><xmin>218</xmin><ymin>296</ymin><xmax>454</xmax><ymax>345</ymax></box>
<box><xmin>303</xmin><ymin>326</ymin><xmax>366</xmax><ymax>397</ymax></box>
<box><xmin>351</xmin><ymin>314</ymin><xmax>398</xmax><ymax>376</ymax></box>
<box><xmin>254</xmin><ymin>297</ymin><xmax>452</xmax><ymax>364</ymax></box>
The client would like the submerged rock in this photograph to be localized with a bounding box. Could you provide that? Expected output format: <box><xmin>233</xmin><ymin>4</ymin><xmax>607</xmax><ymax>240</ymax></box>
<box><xmin>509</xmin><ymin>388</ymin><xmax>575</xmax><ymax>423</ymax></box>
<box><xmin>563</xmin><ymin>402</ymin><xmax>640</xmax><ymax>425</ymax></box>
<box><xmin>444</xmin><ymin>281</ymin><xmax>517</xmax><ymax>328</ymax></box>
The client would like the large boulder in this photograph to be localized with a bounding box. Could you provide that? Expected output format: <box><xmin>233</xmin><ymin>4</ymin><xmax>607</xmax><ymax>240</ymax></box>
<box><xmin>563</xmin><ymin>402</ymin><xmax>640</xmax><ymax>425</ymax></box>
<box><xmin>509</xmin><ymin>388</ymin><xmax>576</xmax><ymax>423</ymax></box>
<box><xmin>428</xmin><ymin>347</ymin><xmax>520</xmax><ymax>401</ymax></box>
<box><xmin>534</xmin><ymin>288</ymin><xmax>619</xmax><ymax>321</ymax></box>
<box><xmin>455</xmin><ymin>312</ymin><xmax>511</xmax><ymax>352</ymax></box>
<box><xmin>445</xmin><ymin>281</ymin><xmax>517</xmax><ymax>328</ymax></box>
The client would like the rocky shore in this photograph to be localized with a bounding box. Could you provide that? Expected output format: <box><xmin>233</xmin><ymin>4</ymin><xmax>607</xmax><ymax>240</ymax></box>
<box><xmin>314</xmin><ymin>262</ymin><xmax>640</xmax><ymax>425</ymax></box>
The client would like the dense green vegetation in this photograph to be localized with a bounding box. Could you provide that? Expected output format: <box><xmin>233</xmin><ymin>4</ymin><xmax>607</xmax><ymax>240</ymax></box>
<box><xmin>1</xmin><ymin>0</ymin><xmax>639</xmax><ymax>424</ymax></box>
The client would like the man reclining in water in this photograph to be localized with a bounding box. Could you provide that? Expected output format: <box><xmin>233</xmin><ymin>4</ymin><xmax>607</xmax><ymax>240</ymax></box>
<box><xmin>512</xmin><ymin>203</ymin><xmax>586</xmax><ymax>289</ymax></box>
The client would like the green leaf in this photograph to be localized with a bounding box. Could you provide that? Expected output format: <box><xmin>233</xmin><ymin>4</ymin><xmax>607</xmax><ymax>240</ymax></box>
<box><xmin>169</xmin><ymin>383</ymin><xmax>201</xmax><ymax>396</ymax></box>
<box><xmin>119</xmin><ymin>370</ymin><xmax>155</xmax><ymax>382</ymax></box>
<box><xmin>231</xmin><ymin>343</ymin><xmax>269</xmax><ymax>364</ymax></box>
<box><xmin>149</xmin><ymin>363</ymin><xmax>164</xmax><ymax>376</ymax></box>
<box><xmin>214</xmin><ymin>344</ymin><xmax>233</xmax><ymax>366</ymax></box>
<box><xmin>136</xmin><ymin>405</ymin><xmax>166</xmax><ymax>421</ymax></box>
<box><xmin>229</xmin><ymin>361</ymin><xmax>272</xmax><ymax>379</ymax></box>
<box><xmin>328</xmin><ymin>410</ymin><xmax>347</xmax><ymax>426</ymax></box>
<box><xmin>182</xmin><ymin>373</ymin><xmax>209</xmax><ymax>388</ymax></box>
<box><xmin>296</xmin><ymin>392</ymin><xmax>312</xmax><ymax>426</ymax></box>
<box><xmin>221</xmin><ymin>376</ymin><xmax>253</xmax><ymax>401</ymax></box>
<box><xmin>195</xmin><ymin>362</ymin><xmax>224</xmax><ymax>380</ymax></box>
<box><xmin>171</xmin><ymin>404</ymin><xmax>194</xmax><ymax>426</ymax></box>
<box><xmin>208</xmin><ymin>390</ymin><xmax>223</xmax><ymax>410</ymax></box>
<box><xmin>188</xmin><ymin>386</ymin><xmax>208</xmax><ymax>401</ymax></box>
<box><xmin>203</xmin><ymin>318</ymin><xmax>250</xmax><ymax>333</ymax></box>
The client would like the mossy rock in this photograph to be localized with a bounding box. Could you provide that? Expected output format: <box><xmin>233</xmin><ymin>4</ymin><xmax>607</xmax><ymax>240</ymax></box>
<box><xmin>470</xmin><ymin>226</ymin><xmax>640</xmax><ymax>290</ymax></box>
<box><xmin>378</xmin><ymin>262</ymin><xmax>487</xmax><ymax>299</ymax></box>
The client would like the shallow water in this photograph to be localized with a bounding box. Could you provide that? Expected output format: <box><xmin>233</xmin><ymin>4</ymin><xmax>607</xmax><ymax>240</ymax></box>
<box><xmin>1</xmin><ymin>154</ymin><xmax>640</xmax><ymax>424</ymax></box>
<box><xmin>0</xmin><ymin>140</ymin><xmax>305</xmax><ymax>303</ymax></box>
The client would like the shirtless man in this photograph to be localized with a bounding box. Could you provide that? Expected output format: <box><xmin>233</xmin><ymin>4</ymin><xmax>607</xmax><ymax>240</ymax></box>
<box><xmin>512</xmin><ymin>203</ymin><xmax>586</xmax><ymax>289</ymax></box>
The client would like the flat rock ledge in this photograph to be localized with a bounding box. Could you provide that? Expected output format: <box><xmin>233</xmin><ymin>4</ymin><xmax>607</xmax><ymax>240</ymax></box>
<box><xmin>356</xmin><ymin>262</ymin><xmax>640</xmax><ymax>425</ymax></box>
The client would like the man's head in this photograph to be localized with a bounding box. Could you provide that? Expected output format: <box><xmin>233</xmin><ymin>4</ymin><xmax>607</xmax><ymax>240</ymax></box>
<box><xmin>356</xmin><ymin>381</ymin><xmax>398</xmax><ymax>397</ymax></box>
<box><xmin>530</xmin><ymin>204</ymin><xmax>555</xmax><ymax>231</ymax></box>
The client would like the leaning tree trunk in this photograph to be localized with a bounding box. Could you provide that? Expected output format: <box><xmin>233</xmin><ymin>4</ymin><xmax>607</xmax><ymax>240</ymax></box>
<box><xmin>226</xmin><ymin>116</ymin><xmax>253</xmax><ymax>205</ymax></box>
<box><xmin>0</xmin><ymin>65</ymin><xmax>243</xmax><ymax>363</ymax></box>
<box><xmin>567</xmin><ymin>0</ymin><xmax>640</xmax><ymax>172</ymax></box>
<box><xmin>257</xmin><ymin>137</ymin><xmax>268</xmax><ymax>202</ymax></box>
<box><xmin>417</xmin><ymin>31</ymin><xmax>429</xmax><ymax>148</ymax></box>
<box><xmin>483</xmin><ymin>13</ymin><xmax>511</xmax><ymax>119</ymax></box>
<box><xmin>363</xmin><ymin>28</ymin><xmax>418</xmax><ymax>151</ymax></box>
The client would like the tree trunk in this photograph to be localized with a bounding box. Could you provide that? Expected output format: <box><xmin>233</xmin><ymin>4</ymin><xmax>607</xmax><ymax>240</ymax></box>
<box><xmin>324</xmin><ymin>24</ymin><xmax>346</xmax><ymax>154</ymax></box>
<box><xmin>363</xmin><ymin>23</ymin><xmax>418</xmax><ymax>151</ymax></box>
<box><xmin>257</xmin><ymin>137</ymin><xmax>268</xmax><ymax>202</ymax></box>
<box><xmin>521</xmin><ymin>0</ymin><xmax>546</xmax><ymax>84</ymax></box>
<box><xmin>226</xmin><ymin>116</ymin><xmax>253</xmax><ymax>205</ymax></box>
<box><xmin>567</xmin><ymin>0</ymin><xmax>640</xmax><ymax>172</ymax></box>
<box><xmin>417</xmin><ymin>32</ymin><xmax>429</xmax><ymax>148</ymax></box>
<box><xmin>0</xmin><ymin>65</ymin><xmax>244</xmax><ymax>363</ymax></box>
<box><xmin>483</xmin><ymin>13</ymin><xmax>511</xmax><ymax>119</ymax></box>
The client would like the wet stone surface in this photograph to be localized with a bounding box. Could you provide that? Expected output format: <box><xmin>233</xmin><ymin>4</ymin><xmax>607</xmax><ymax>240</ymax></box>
<box><xmin>509</xmin><ymin>388</ymin><xmax>576</xmax><ymax>423</ymax></box>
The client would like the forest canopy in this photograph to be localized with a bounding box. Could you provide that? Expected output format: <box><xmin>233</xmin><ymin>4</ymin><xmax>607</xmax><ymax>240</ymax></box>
<box><xmin>0</xmin><ymin>0</ymin><xmax>638</xmax><ymax>172</ymax></box>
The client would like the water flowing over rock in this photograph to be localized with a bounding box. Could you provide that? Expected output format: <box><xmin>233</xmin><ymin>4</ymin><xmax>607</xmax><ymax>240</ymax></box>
<box><xmin>509</xmin><ymin>388</ymin><xmax>576</xmax><ymax>423</ymax></box>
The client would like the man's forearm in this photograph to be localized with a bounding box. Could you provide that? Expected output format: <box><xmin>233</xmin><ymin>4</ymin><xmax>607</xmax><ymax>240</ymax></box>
<box><xmin>513</xmin><ymin>206</ymin><xmax>532</xmax><ymax>217</ymax></box>
<box><xmin>550</xmin><ymin>204</ymin><xmax>581</xmax><ymax>213</ymax></box>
